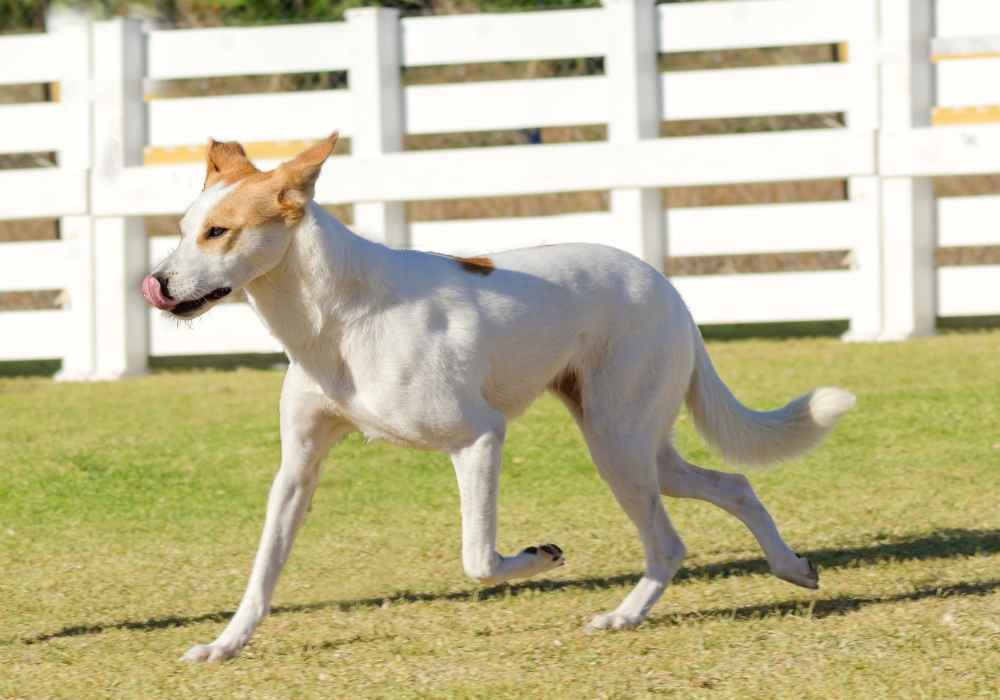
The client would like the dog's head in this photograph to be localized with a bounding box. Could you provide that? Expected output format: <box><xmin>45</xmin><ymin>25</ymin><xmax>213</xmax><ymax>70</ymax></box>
<box><xmin>142</xmin><ymin>133</ymin><xmax>338</xmax><ymax>319</ymax></box>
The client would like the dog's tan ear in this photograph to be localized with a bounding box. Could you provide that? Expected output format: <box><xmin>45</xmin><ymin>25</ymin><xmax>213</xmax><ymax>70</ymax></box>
<box><xmin>204</xmin><ymin>139</ymin><xmax>258</xmax><ymax>190</ymax></box>
<box><xmin>277</xmin><ymin>132</ymin><xmax>339</xmax><ymax>225</ymax></box>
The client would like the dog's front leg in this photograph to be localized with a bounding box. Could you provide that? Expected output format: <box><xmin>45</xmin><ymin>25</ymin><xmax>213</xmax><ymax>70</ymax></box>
<box><xmin>451</xmin><ymin>415</ymin><xmax>565</xmax><ymax>585</ymax></box>
<box><xmin>182</xmin><ymin>380</ymin><xmax>346</xmax><ymax>663</ymax></box>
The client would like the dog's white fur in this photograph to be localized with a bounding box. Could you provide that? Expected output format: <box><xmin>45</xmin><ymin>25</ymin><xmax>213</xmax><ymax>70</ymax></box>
<box><xmin>148</xmin><ymin>139</ymin><xmax>854</xmax><ymax>662</ymax></box>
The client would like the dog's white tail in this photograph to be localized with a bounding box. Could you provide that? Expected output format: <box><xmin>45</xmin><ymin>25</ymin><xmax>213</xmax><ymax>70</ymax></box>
<box><xmin>685</xmin><ymin>331</ymin><xmax>855</xmax><ymax>467</ymax></box>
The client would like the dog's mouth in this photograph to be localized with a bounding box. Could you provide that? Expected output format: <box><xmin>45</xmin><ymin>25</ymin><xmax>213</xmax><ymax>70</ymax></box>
<box><xmin>171</xmin><ymin>287</ymin><xmax>232</xmax><ymax>316</ymax></box>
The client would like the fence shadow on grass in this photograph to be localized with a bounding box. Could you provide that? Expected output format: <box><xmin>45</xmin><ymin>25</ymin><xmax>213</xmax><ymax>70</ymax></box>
<box><xmin>23</xmin><ymin>527</ymin><xmax>1000</xmax><ymax>644</ymax></box>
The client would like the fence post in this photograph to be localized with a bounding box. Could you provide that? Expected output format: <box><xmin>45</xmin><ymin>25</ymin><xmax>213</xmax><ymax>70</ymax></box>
<box><xmin>346</xmin><ymin>7</ymin><xmax>409</xmax><ymax>249</ymax></box>
<box><xmin>602</xmin><ymin>0</ymin><xmax>664</xmax><ymax>270</ymax></box>
<box><xmin>843</xmin><ymin>178</ymin><xmax>884</xmax><ymax>341</ymax></box>
<box><xmin>47</xmin><ymin>7</ymin><xmax>98</xmax><ymax>380</ymax></box>
<box><xmin>90</xmin><ymin>18</ymin><xmax>150</xmax><ymax>378</ymax></box>
<box><xmin>842</xmin><ymin>2</ymin><xmax>884</xmax><ymax>342</ymax></box>
<box><xmin>879</xmin><ymin>0</ymin><xmax>937</xmax><ymax>340</ymax></box>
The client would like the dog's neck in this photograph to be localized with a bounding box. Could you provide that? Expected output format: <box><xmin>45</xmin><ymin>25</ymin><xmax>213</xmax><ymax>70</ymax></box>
<box><xmin>245</xmin><ymin>202</ymin><xmax>395</xmax><ymax>360</ymax></box>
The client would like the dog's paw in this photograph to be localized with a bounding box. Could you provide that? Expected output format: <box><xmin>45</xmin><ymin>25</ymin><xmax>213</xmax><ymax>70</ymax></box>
<box><xmin>772</xmin><ymin>553</ymin><xmax>819</xmax><ymax>590</ymax></box>
<box><xmin>585</xmin><ymin>611</ymin><xmax>644</xmax><ymax>632</ymax></box>
<box><xmin>521</xmin><ymin>543</ymin><xmax>565</xmax><ymax>566</ymax></box>
<box><xmin>180</xmin><ymin>642</ymin><xmax>241</xmax><ymax>663</ymax></box>
<box><xmin>508</xmin><ymin>543</ymin><xmax>565</xmax><ymax>580</ymax></box>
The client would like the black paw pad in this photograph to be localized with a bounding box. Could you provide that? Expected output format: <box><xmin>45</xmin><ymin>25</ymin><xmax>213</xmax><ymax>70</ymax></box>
<box><xmin>540</xmin><ymin>543</ymin><xmax>563</xmax><ymax>559</ymax></box>
<box><xmin>796</xmin><ymin>553</ymin><xmax>818</xmax><ymax>574</ymax></box>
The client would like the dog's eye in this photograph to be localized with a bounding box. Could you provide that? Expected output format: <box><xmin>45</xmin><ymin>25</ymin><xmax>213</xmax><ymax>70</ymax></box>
<box><xmin>206</xmin><ymin>226</ymin><xmax>228</xmax><ymax>239</ymax></box>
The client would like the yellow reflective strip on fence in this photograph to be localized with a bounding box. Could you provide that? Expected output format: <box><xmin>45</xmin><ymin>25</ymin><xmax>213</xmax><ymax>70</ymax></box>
<box><xmin>143</xmin><ymin>140</ymin><xmax>315</xmax><ymax>165</ymax></box>
<box><xmin>932</xmin><ymin>51</ymin><xmax>1000</xmax><ymax>62</ymax></box>
<box><xmin>932</xmin><ymin>105</ymin><xmax>1000</xmax><ymax>126</ymax></box>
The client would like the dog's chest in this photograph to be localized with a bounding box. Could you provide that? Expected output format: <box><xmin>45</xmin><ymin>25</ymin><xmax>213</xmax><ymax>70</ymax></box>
<box><xmin>341</xmin><ymin>402</ymin><xmax>460</xmax><ymax>451</ymax></box>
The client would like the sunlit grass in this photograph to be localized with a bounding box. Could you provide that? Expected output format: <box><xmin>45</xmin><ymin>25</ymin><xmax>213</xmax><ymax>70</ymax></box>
<box><xmin>1</xmin><ymin>331</ymin><xmax>998</xmax><ymax>698</ymax></box>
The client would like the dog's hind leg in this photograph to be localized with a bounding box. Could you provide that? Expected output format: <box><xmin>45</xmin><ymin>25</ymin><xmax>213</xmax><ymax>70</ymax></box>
<box><xmin>577</xmin><ymin>358</ymin><xmax>688</xmax><ymax>631</ymax></box>
<box><xmin>182</xmin><ymin>368</ymin><xmax>349</xmax><ymax>662</ymax></box>
<box><xmin>657</xmin><ymin>442</ymin><xmax>818</xmax><ymax>589</ymax></box>
<box><xmin>582</xmin><ymin>424</ymin><xmax>686</xmax><ymax>631</ymax></box>
<box><xmin>450</xmin><ymin>405</ymin><xmax>565</xmax><ymax>586</ymax></box>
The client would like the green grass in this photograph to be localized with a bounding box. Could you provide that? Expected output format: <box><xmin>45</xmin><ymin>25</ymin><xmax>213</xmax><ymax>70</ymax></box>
<box><xmin>1</xmin><ymin>331</ymin><xmax>998</xmax><ymax>698</ymax></box>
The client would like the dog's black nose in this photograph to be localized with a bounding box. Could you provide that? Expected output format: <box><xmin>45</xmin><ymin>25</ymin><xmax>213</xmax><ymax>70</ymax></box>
<box><xmin>154</xmin><ymin>275</ymin><xmax>173</xmax><ymax>300</ymax></box>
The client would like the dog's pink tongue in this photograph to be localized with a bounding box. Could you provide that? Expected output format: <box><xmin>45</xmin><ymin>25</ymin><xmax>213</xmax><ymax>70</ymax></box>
<box><xmin>141</xmin><ymin>275</ymin><xmax>175</xmax><ymax>310</ymax></box>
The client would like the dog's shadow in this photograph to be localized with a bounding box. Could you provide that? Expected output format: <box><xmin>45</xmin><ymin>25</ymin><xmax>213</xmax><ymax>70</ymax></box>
<box><xmin>23</xmin><ymin>528</ymin><xmax>1000</xmax><ymax>645</ymax></box>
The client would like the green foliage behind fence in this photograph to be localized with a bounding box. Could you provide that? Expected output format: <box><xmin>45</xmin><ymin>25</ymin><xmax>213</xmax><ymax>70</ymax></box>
<box><xmin>2</xmin><ymin>0</ymin><xmax>697</xmax><ymax>31</ymax></box>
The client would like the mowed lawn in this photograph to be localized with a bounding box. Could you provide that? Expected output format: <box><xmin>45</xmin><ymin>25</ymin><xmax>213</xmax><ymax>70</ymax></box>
<box><xmin>1</xmin><ymin>331</ymin><xmax>998</xmax><ymax>699</ymax></box>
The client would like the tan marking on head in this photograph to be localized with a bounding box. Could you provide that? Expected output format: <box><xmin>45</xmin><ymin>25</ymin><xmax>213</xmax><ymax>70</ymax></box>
<box><xmin>204</xmin><ymin>140</ymin><xmax>259</xmax><ymax>190</ymax></box>
<box><xmin>196</xmin><ymin>133</ymin><xmax>340</xmax><ymax>252</ymax></box>
<box><xmin>455</xmin><ymin>256</ymin><xmax>495</xmax><ymax>276</ymax></box>
<box><xmin>196</xmin><ymin>223</ymin><xmax>243</xmax><ymax>254</ymax></box>
<box><xmin>274</xmin><ymin>132</ymin><xmax>339</xmax><ymax>225</ymax></box>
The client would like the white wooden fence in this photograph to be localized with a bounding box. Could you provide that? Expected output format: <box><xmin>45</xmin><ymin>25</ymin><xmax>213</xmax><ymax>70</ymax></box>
<box><xmin>0</xmin><ymin>0</ymin><xmax>998</xmax><ymax>378</ymax></box>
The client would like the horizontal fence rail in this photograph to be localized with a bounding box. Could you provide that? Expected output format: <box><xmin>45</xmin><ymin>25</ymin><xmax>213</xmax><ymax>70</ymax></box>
<box><xmin>0</xmin><ymin>103</ymin><xmax>71</xmax><ymax>154</ymax></box>
<box><xmin>0</xmin><ymin>0</ymin><xmax>998</xmax><ymax>378</ymax></box>
<box><xmin>148</xmin><ymin>91</ymin><xmax>356</xmax><ymax>147</ymax></box>
<box><xmin>147</xmin><ymin>23</ymin><xmax>354</xmax><ymax>79</ymax></box>
<box><xmin>400</xmin><ymin>10</ymin><xmax>607</xmax><ymax>66</ymax></box>
<box><xmin>935</xmin><ymin>2</ymin><xmax>1000</xmax><ymax>38</ymax></box>
<box><xmin>659</xmin><ymin>64</ymin><xmax>855</xmax><ymax>121</ymax></box>
<box><xmin>0</xmin><ymin>170</ymin><xmax>88</xmax><ymax>220</ymax></box>
<box><xmin>96</xmin><ymin>130</ymin><xmax>877</xmax><ymax>215</ymax></box>
<box><xmin>410</xmin><ymin>201</ymin><xmax>857</xmax><ymax>259</ymax></box>
<box><xmin>880</xmin><ymin>125</ymin><xmax>1000</xmax><ymax>176</ymax></box>
<box><xmin>0</xmin><ymin>33</ymin><xmax>67</xmax><ymax>84</ymax></box>
<box><xmin>0</xmin><ymin>311</ymin><xmax>69</xmax><ymax>361</ymax></box>
<box><xmin>657</xmin><ymin>0</ymin><xmax>874</xmax><ymax>52</ymax></box>
<box><xmin>673</xmin><ymin>271</ymin><xmax>855</xmax><ymax>324</ymax></box>
<box><xmin>0</xmin><ymin>241</ymin><xmax>69</xmax><ymax>292</ymax></box>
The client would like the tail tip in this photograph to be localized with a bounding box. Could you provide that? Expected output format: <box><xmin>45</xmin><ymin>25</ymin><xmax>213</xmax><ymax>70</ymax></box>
<box><xmin>808</xmin><ymin>387</ymin><xmax>856</xmax><ymax>428</ymax></box>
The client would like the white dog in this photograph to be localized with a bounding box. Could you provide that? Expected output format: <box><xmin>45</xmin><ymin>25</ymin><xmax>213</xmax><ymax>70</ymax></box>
<box><xmin>142</xmin><ymin>134</ymin><xmax>854</xmax><ymax>662</ymax></box>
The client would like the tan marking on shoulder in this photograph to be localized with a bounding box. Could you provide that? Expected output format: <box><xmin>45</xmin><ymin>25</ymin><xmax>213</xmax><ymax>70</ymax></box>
<box><xmin>455</xmin><ymin>256</ymin><xmax>495</xmax><ymax>276</ymax></box>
